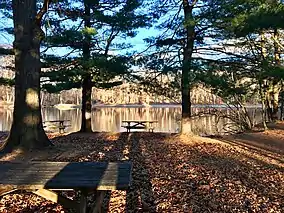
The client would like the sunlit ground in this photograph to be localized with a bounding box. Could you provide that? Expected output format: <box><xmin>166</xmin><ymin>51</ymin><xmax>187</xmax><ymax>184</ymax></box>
<box><xmin>0</xmin><ymin>128</ymin><xmax>283</xmax><ymax>212</ymax></box>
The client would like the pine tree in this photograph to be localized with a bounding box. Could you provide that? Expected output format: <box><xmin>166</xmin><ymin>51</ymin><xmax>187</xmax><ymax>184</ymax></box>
<box><xmin>140</xmin><ymin>0</ymin><xmax>284</xmax><ymax>132</ymax></box>
<box><xmin>140</xmin><ymin>0</ymin><xmax>247</xmax><ymax>131</ymax></box>
<box><xmin>42</xmin><ymin>0</ymin><xmax>151</xmax><ymax>132</ymax></box>
<box><xmin>220</xmin><ymin>0</ymin><xmax>284</xmax><ymax>121</ymax></box>
<box><xmin>0</xmin><ymin>0</ymin><xmax>53</xmax><ymax>152</ymax></box>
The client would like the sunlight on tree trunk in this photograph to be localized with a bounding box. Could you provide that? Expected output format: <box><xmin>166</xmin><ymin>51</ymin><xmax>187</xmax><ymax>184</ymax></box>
<box><xmin>1</xmin><ymin>0</ymin><xmax>52</xmax><ymax>152</ymax></box>
<box><xmin>80</xmin><ymin>2</ymin><xmax>93</xmax><ymax>133</ymax></box>
<box><xmin>259</xmin><ymin>82</ymin><xmax>268</xmax><ymax>130</ymax></box>
<box><xmin>80</xmin><ymin>74</ymin><xmax>92</xmax><ymax>132</ymax></box>
<box><xmin>271</xmin><ymin>29</ymin><xmax>281</xmax><ymax>120</ymax></box>
<box><xmin>181</xmin><ymin>0</ymin><xmax>196</xmax><ymax>133</ymax></box>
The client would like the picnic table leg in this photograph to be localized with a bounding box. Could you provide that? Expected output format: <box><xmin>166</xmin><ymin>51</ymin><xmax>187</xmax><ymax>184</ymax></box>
<box><xmin>80</xmin><ymin>191</ymin><xmax>88</xmax><ymax>213</ymax></box>
<box><xmin>59</xmin><ymin>122</ymin><xmax>64</xmax><ymax>134</ymax></box>
<box><xmin>150</xmin><ymin>122</ymin><xmax>155</xmax><ymax>132</ymax></box>
<box><xmin>32</xmin><ymin>189</ymin><xmax>80</xmax><ymax>211</ymax></box>
<box><xmin>90</xmin><ymin>191</ymin><xmax>107</xmax><ymax>213</ymax></box>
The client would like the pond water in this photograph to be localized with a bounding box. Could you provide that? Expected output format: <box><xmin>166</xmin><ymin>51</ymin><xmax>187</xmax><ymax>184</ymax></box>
<box><xmin>0</xmin><ymin>105</ymin><xmax>262</xmax><ymax>135</ymax></box>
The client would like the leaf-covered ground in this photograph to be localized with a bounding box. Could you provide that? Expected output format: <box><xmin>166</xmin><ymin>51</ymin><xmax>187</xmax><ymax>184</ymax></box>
<box><xmin>0</xmin><ymin>129</ymin><xmax>283</xmax><ymax>212</ymax></box>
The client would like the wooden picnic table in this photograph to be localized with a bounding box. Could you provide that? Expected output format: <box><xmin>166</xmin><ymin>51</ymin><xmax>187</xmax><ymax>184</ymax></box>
<box><xmin>43</xmin><ymin>120</ymin><xmax>71</xmax><ymax>133</ymax></box>
<box><xmin>0</xmin><ymin>161</ymin><xmax>132</xmax><ymax>213</ymax></box>
<box><xmin>121</xmin><ymin>120</ymin><xmax>158</xmax><ymax>133</ymax></box>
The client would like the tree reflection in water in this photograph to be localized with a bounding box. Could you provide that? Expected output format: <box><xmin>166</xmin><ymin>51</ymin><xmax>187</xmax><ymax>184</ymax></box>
<box><xmin>0</xmin><ymin>106</ymin><xmax>262</xmax><ymax>135</ymax></box>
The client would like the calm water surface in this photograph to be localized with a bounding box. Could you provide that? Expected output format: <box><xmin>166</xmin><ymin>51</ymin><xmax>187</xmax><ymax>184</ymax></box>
<box><xmin>0</xmin><ymin>106</ymin><xmax>262</xmax><ymax>135</ymax></box>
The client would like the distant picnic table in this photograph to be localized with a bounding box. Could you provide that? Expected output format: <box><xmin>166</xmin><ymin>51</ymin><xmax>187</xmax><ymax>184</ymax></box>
<box><xmin>43</xmin><ymin>120</ymin><xmax>71</xmax><ymax>134</ymax></box>
<box><xmin>121</xmin><ymin>120</ymin><xmax>158</xmax><ymax>133</ymax></box>
<box><xmin>0</xmin><ymin>161</ymin><xmax>132</xmax><ymax>213</ymax></box>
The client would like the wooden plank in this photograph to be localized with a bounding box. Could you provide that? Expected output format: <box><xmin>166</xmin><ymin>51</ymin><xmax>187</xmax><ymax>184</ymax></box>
<box><xmin>46</xmin><ymin>125</ymin><xmax>71</xmax><ymax>129</ymax></box>
<box><xmin>0</xmin><ymin>175</ymin><xmax>131</xmax><ymax>182</ymax></box>
<box><xmin>45</xmin><ymin>120</ymin><xmax>71</xmax><ymax>123</ymax></box>
<box><xmin>0</xmin><ymin>161</ymin><xmax>131</xmax><ymax>170</ymax></box>
<box><xmin>33</xmin><ymin>189</ymin><xmax>80</xmax><ymax>211</ymax></box>
<box><xmin>0</xmin><ymin>181</ymin><xmax>131</xmax><ymax>191</ymax></box>
<box><xmin>0</xmin><ymin>171</ymin><xmax>131</xmax><ymax>178</ymax></box>
<box><xmin>0</xmin><ymin>188</ymin><xmax>18</xmax><ymax>197</ymax></box>
<box><xmin>122</xmin><ymin>126</ymin><xmax>146</xmax><ymax>129</ymax></box>
<box><xmin>0</xmin><ymin>162</ymin><xmax>132</xmax><ymax>191</ymax></box>
<box><xmin>122</xmin><ymin>120</ymin><xmax>158</xmax><ymax>123</ymax></box>
<box><xmin>0</xmin><ymin>161</ymin><xmax>132</xmax><ymax>173</ymax></box>
<box><xmin>0</xmin><ymin>167</ymin><xmax>131</xmax><ymax>175</ymax></box>
<box><xmin>0</xmin><ymin>171</ymin><xmax>131</xmax><ymax>180</ymax></box>
<box><xmin>0</xmin><ymin>179</ymin><xmax>131</xmax><ymax>189</ymax></box>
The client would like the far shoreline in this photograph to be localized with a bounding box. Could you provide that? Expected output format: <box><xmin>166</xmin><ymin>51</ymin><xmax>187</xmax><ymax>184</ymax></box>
<box><xmin>0</xmin><ymin>102</ymin><xmax>262</xmax><ymax>110</ymax></box>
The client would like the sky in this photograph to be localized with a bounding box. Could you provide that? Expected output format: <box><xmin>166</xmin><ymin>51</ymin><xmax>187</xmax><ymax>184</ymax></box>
<box><xmin>0</xmin><ymin>14</ymin><xmax>160</xmax><ymax>57</ymax></box>
<box><xmin>0</xmin><ymin>1</ymin><xmax>224</xmax><ymax>63</ymax></box>
<box><xmin>0</xmin><ymin>18</ymin><xmax>13</xmax><ymax>46</ymax></box>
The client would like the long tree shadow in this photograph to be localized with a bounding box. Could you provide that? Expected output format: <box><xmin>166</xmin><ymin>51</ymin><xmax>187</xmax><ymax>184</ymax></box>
<box><xmin>124</xmin><ymin>133</ymin><xmax>284</xmax><ymax>212</ymax></box>
<box><xmin>0</xmin><ymin>132</ymin><xmax>283</xmax><ymax>212</ymax></box>
<box><xmin>126</xmin><ymin>132</ymin><xmax>157</xmax><ymax>213</ymax></box>
<box><xmin>67</xmin><ymin>132</ymin><xmax>130</xmax><ymax>213</ymax></box>
<box><xmin>223</xmin><ymin>132</ymin><xmax>284</xmax><ymax>155</ymax></box>
<box><xmin>188</xmin><ymin>149</ymin><xmax>284</xmax><ymax>212</ymax></box>
<box><xmin>220</xmin><ymin>138</ymin><xmax>284</xmax><ymax>165</ymax></box>
<box><xmin>266</xmin><ymin>122</ymin><xmax>284</xmax><ymax>130</ymax></box>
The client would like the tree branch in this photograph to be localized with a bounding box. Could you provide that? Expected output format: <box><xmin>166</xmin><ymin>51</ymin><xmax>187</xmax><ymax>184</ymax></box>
<box><xmin>190</xmin><ymin>0</ymin><xmax>198</xmax><ymax>6</ymax></box>
<box><xmin>35</xmin><ymin>0</ymin><xmax>50</xmax><ymax>26</ymax></box>
<box><xmin>104</xmin><ymin>28</ymin><xmax>119</xmax><ymax>56</ymax></box>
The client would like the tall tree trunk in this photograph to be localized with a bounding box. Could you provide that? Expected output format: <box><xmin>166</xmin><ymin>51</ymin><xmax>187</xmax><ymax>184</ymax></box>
<box><xmin>181</xmin><ymin>0</ymin><xmax>195</xmax><ymax>119</ymax></box>
<box><xmin>1</xmin><ymin>0</ymin><xmax>52</xmax><ymax>152</ymax></box>
<box><xmin>80</xmin><ymin>2</ymin><xmax>92</xmax><ymax>132</ymax></box>
<box><xmin>266</xmin><ymin>91</ymin><xmax>273</xmax><ymax>122</ymax></box>
<box><xmin>181</xmin><ymin>0</ymin><xmax>196</xmax><ymax>133</ymax></box>
<box><xmin>260</xmin><ymin>32</ymin><xmax>273</xmax><ymax>123</ymax></box>
<box><xmin>80</xmin><ymin>74</ymin><xmax>92</xmax><ymax>132</ymax></box>
<box><xmin>271</xmin><ymin>28</ymin><xmax>281</xmax><ymax>120</ymax></box>
<box><xmin>259</xmin><ymin>82</ymin><xmax>268</xmax><ymax>130</ymax></box>
<box><xmin>271</xmin><ymin>90</ymin><xmax>279</xmax><ymax>120</ymax></box>
<box><xmin>262</xmin><ymin>99</ymin><xmax>268</xmax><ymax>130</ymax></box>
<box><xmin>280</xmin><ymin>90</ymin><xmax>284</xmax><ymax>121</ymax></box>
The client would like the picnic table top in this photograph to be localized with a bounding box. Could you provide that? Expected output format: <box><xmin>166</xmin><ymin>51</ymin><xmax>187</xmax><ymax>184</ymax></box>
<box><xmin>0</xmin><ymin>161</ymin><xmax>132</xmax><ymax>191</ymax></box>
<box><xmin>122</xmin><ymin>120</ymin><xmax>158</xmax><ymax>123</ymax></box>
<box><xmin>43</xmin><ymin>120</ymin><xmax>71</xmax><ymax>123</ymax></box>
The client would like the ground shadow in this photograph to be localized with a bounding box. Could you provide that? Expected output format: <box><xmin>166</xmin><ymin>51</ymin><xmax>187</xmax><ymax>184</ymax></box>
<box><xmin>267</xmin><ymin>122</ymin><xmax>284</xmax><ymax>130</ymax></box>
<box><xmin>126</xmin><ymin>132</ymin><xmax>157</xmax><ymax>213</ymax></box>
<box><xmin>0</xmin><ymin>132</ymin><xmax>131</xmax><ymax>212</ymax></box>
<box><xmin>221</xmin><ymin>137</ymin><xmax>284</xmax><ymax>165</ymax></box>
<box><xmin>186</xmin><ymin>147</ymin><xmax>284</xmax><ymax>212</ymax></box>
<box><xmin>121</xmin><ymin>133</ymin><xmax>284</xmax><ymax>212</ymax></box>
<box><xmin>222</xmin><ymin>131</ymin><xmax>284</xmax><ymax>155</ymax></box>
<box><xmin>1</xmin><ymin>131</ymin><xmax>283</xmax><ymax>212</ymax></box>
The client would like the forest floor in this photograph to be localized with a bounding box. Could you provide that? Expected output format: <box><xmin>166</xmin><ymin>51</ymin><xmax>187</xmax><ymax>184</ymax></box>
<box><xmin>0</xmin><ymin>123</ymin><xmax>283</xmax><ymax>213</ymax></box>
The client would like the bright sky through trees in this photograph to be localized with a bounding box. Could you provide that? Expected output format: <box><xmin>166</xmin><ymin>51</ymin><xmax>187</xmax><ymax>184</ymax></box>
<box><xmin>0</xmin><ymin>15</ymin><xmax>160</xmax><ymax>56</ymax></box>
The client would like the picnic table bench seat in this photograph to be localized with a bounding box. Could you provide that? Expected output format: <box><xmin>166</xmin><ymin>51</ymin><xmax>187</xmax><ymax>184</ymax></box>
<box><xmin>0</xmin><ymin>161</ymin><xmax>132</xmax><ymax>213</ymax></box>
<box><xmin>121</xmin><ymin>125</ymin><xmax>155</xmax><ymax>132</ymax></box>
<box><xmin>121</xmin><ymin>125</ymin><xmax>148</xmax><ymax>129</ymax></box>
<box><xmin>121</xmin><ymin>120</ymin><xmax>157</xmax><ymax>133</ymax></box>
<box><xmin>43</xmin><ymin>120</ymin><xmax>71</xmax><ymax>133</ymax></box>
